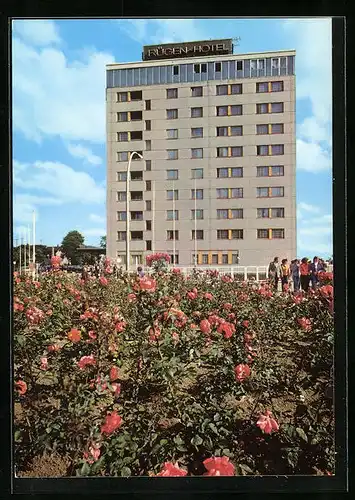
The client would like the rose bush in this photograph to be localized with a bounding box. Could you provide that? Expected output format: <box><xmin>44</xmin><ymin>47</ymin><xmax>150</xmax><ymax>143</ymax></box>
<box><xmin>13</xmin><ymin>269</ymin><xmax>334</xmax><ymax>477</ymax></box>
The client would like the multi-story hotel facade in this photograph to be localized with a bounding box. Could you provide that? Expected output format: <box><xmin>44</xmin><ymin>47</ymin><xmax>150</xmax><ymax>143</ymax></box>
<box><xmin>106</xmin><ymin>39</ymin><xmax>296</xmax><ymax>268</ymax></box>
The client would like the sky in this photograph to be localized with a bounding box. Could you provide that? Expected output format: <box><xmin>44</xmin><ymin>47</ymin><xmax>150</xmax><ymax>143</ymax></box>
<box><xmin>12</xmin><ymin>17</ymin><xmax>333</xmax><ymax>258</ymax></box>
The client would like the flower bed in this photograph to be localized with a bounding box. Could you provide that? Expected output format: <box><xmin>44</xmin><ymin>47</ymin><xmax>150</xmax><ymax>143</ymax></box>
<box><xmin>13</xmin><ymin>269</ymin><xmax>334</xmax><ymax>477</ymax></box>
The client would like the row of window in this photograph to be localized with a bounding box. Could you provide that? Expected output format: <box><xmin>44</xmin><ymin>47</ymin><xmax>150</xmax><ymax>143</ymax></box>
<box><xmin>116</xmin><ymin>186</ymin><xmax>285</xmax><ymax>202</ymax></box>
<box><xmin>117</xmin><ymin>123</ymin><xmax>284</xmax><ymax>142</ymax></box>
<box><xmin>117</xmin><ymin>207</ymin><xmax>285</xmax><ymax>222</ymax></box>
<box><xmin>116</xmin><ymin>228</ymin><xmax>285</xmax><ymax>241</ymax></box>
<box><xmin>116</xmin><ymin>81</ymin><xmax>284</xmax><ymax>102</ymax></box>
<box><xmin>116</xmin><ymin>102</ymin><xmax>284</xmax><ymax>122</ymax></box>
<box><xmin>116</xmin><ymin>252</ymin><xmax>242</xmax><ymax>266</ymax></box>
<box><xmin>116</xmin><ymin>144</ymin><xmax>285</xmax><ymax>162</ymax></box>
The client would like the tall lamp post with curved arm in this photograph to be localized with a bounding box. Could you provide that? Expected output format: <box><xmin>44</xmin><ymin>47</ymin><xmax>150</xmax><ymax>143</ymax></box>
<box><xmin>126</xmin><ymin>151</ymin><xmax>143</xmax><ymax>272</ymax></box>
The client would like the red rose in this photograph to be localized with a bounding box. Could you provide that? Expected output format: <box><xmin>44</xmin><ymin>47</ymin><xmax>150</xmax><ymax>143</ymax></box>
<box><xmin>68</xmin><ymin>328</ymin><xmax>81</xmax><ymax>343</ymax></box>
<box><xmin>242</xmin><ymin>320</ymin><xmax>249</xmax><ymax>328</ymax></box>
<box><xmin>99</xmin><ymin>276</ymin><xmax>108</xmax><ymax>286</ymax></box>
<box><xmin>110</xmin><ymin>366</ymin><xmax>120</xmax><ymax>381</ymax></box>
<box><xmin>223</xmin><ymin>303</ymin><xmax>232</xmax><ymax>310</ymax></box>
<box><xmin>203</xmin><ymin>456</ymin><xmax>235</xmax><ymax>476</ymax></box>
<box><xmin>187</xmin><ymin>291</ymin><xmax>197</xmax><ymax>300</ymax></box>
<box><xmin>297</xmin><ymin>317</ymin><xmax>312</xmax><ymax>331</ymax></box>
<box><xmin>77</xmin><ymin>355</ymin><xmax>96</xmax><ymax>370</ymax></box>
<box><xmin>256</xmin><ymin>410</ymin><xmax>279</xmax><ymax>434</ymax></box>
<box><xmin>157</xmin><ymin>462</ymin><xmax>187</xmax><ymax>477</ymax></box>
<box><xmin>100</xmin><ymin>411</ymin><xmax>122</xmax><ymax>435</ymax></box>
<box><xmin>234</xmin><ymin>363</ymin><xmax>251</xmax><ymax>382</ymax></box>
<box><xmin>139</xmin><ymin>277</ymin><xmax>157</xmax><ymax>292</ymax></box>
<box><xmin>204</xmin><ymin>292</ymin><xmax>214</xmax><ymax>300</ymax></box>
<box><xmin>15</xmin><ymin>380</ymin><xmax>27</xmax><ymax>395</ymax></box>
<box><xmin>200</xmin><ymin>319</ymin><xmax>211</xmax><ymax>334</ymax></box>
<box><xmin>128</xmin><ymin>293</ymin><xmax>137</xmax><ymax>302</ymax></box>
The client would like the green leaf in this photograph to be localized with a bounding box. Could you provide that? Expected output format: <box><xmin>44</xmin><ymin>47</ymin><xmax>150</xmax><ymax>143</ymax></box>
<box><xmin>121</xmin><ymin>466</ymin><xmax>131</xmax><ymax>477</ymax></box>
<box><xmin>222</xmin><ymin>448</ymin><xmax>233</xmax><ymax>458</ymax></box>
<box><xmin>296</xmin><ymin>427</ymin><xmax>308</xmax><ymax>442</ymax></box>
<box><xmin>14</xmin><ymin>430</ymin><xmax>22</xmax><ymax>442</ymax></box>
<box><xmin>191</xmin><ymin>435</ymin><xmax>203</xmax><ymax>446</ymax></box>
<box><xmin>80</xmin><ymin>462</ymin><xmax>91</xmax><ymax>476</ymax></box>
<box><xmin>209</xmin><ymin>423</ymin><xmax>218</xmax><ymax>434</ymax></box>
<box><xmin>176</xmin><ymin>445</ymin><xmax>188</xmax><ymax>452</ymax></box>
<box><xmin>174</xmin><ymin>435</ymin><xmax>184</xmax><ymax>445</ymax></box>
<box><xmin>239</xmin><ymin>464</ymin><xmax>253</xmax><ymax>475</ymax></box>
<box><xmin>160</xmin><ymin>439</ymin><xmax>168</xmax><ymax>446</ymax></box>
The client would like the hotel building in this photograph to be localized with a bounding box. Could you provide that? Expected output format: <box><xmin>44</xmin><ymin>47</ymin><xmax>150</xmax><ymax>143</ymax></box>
<box><xmin>106</xmin><ymin>39</ymin><xmax>296</xmax><ymax>268</ymax></box>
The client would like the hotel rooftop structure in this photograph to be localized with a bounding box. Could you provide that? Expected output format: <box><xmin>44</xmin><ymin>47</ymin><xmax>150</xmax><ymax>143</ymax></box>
<box><xmin>106</xmin><ymin>39</ymin><xmax>296</xmax><ymax>268</ymax></box>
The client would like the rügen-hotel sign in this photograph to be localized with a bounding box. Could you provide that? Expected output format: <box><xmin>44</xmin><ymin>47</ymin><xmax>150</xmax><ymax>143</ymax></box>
<box><xmin>142</xmin><ymin>39</ymin><xmax>234</xmax><ymax>61</ymax></box>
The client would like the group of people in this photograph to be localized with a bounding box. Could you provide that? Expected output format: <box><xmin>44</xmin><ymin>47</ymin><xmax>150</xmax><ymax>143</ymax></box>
<box><xmin>268</xmin><ymin>256</ymin><xmax>329</xmax><ymax>292</ymax></box>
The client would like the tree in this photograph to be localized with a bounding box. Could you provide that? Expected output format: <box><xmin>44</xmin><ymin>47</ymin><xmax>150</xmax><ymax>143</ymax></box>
<box><xmin>61</xmin><ymin>231</ymin><xmax>85</xmax><ymax>265</ymax></box>
<box><xmin>99</xmin><ymin>236</ymin><xmax>106</xmax><ymax>249</ymax></box>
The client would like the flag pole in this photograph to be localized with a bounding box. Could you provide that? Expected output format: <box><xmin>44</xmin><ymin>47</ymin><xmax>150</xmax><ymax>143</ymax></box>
<box><xmin>32</xmin><ymin>211</ymin><xmax>36</xmax><ymax>278</ymax></box>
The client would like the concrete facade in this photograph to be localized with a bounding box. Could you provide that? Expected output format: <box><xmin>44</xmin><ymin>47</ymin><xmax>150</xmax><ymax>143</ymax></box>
<box><xmin>106</xmin><ymin>48</ymin><xmax>296</xmax><ymax>267</ymax></box>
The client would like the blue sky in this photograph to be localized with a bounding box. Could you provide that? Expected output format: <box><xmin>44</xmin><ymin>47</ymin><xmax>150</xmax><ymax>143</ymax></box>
<box><xmin>12</xmin><ymin>18</ymin><xmax>333</xmax><ymax>257</ymax></box>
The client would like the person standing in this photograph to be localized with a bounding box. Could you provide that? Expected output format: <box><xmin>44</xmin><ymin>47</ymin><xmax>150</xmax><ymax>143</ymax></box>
<box><xmin>300</xmin><ymin>257</ymin><xmax>311</xmax><ymax>292</ymax></box>
<box><xmin>290</xmin><ymin>259</ymin><xmax>301</xmax><ymax>292</ymax></box>
<box><xmin>268</xmin><ymin>257</ymin><xmax>281</xmax><ymax>290</ymax></box>
<box><xmin>310</xmin><ymin>256</ymin><xmax>321</xmax><ymax>289</ymax></box>
<box><xmin>280</xmin><ymin>259</ymin><xmax>290</xmax><ymax>289</ymax></box>
<box><xmin>137</xmin><ymin>266</ymin><xmax>145</xmax><ymax>278</ymax></box>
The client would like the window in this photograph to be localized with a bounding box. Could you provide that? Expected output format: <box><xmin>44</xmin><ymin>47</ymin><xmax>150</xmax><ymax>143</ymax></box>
<box><xmin>272</xmin><ymin>229</ymin><xmax>285</xmax><ymax>239</ymax></box>
<box><xmin>118</xmin><ymin>112</ymin><xmax>128</xmax><ymax>122</ymax></box>
<box><xmin>230</xmin><ymin>126</ymin><xmax>243</xmax><ymax>136</ymax></box>
<box><xmin>131</xmin><ymin>131</ymin><xmax>143</xmax><ymax>141</ymax></box>
<box><xmin>117</xmin><ymin>211</ymin><xmax>127</xmax><ymax>221</ymax></box>
<box><xmin>271</xmin><ymin>81</ymin><xmax>284</xmax><ymax>92</ymax></box>
<box><xmin>130</xmin><ymin>111</ymin><xmax>143</xmax><ymax>121</ymax></box>
<box><xmin>167</xmin><ymin>109</ymin><xmax>178</xmax><ymax>119</ymax></box>
<box><xmin>167</xmin><ymin>169</ymin><xmax>178</xmax><ymax>180</ymax></box>
<box><xmin>167</xmin><ymin>88</ymin><xmax>178</xmax><ymax>99</ymax></box>
<box><xmin>271</xmin><ymin>123</ymin><xmax>284</xmax><ymax>134</ymax></box>
<box><xmin>217</xmin><ymin>188</ymin><xmax>228</xmax><ymax>199</ymax></box>
<box><xmin>191</xmin><ymin>189</ymin><xmax>203</xmax><ymax>200</ymax></box>
<box><xmin>217</xmin><ymin>85</ymin><xmax>228</xmax><ymax>96</ymax></box>
<box><xmin>167</xmin><ymin>129</ymin><xmax>178</xmax><ymax>139</ymax></box>
<box><xmin>256</xmin><ymin>82</ymin><xmax>268</xmax><ymax>93</ymax></box>
<box><xmin>217</xmin><ymin>106</ymin><xmax>227</xmax><ymax>117</ymax></box>
<box><xmin>256</xmin><ymin>124</ymin><xmax>269</xmax><ymax>135</ymax></box>
<box><xmin>117</xmin><ymin>231</ymin><xmax>127</xmax><ymax>241</ymax></box>
<box><xmin>257</xmin><ymin>187</ymin><xmax>269</xmax><ymax>198</ymax></box>
<box><xmin>231</xmin><ymin>84</ymin><xmax>242</xmax><ymax>94</ymax></box>
<box><xmin>201</xmin><ymin>64</ymin><xmax>207</xmax><ymax>73</ymax></box>
<box><xmin>217</xmin><ymin>209</ymin><xmax>228</xmax><ymax>219</ymax></box>
<box><xmin>194</xmin><ymin>64</ymin><xmax>200</xmax><ymax>73</ymax></box>
<box><xmin>146</xmin><ymin>240</ymin><xmax>152</xmax><ymax>251</ymax></box>
<box><xmin>257</xmin><ymin>208</ymin><xmax>269</xmax><ymax>218</ymax></box>
<box><xmin>231</xmin><ymin>230</ymin><xmax>243</xmax><ymax>239</ymax></box>
<box><xmin>191</xmin><ymin>127</ymin><xmax>203</xmax><ymax>138</ymax></box>
<box><xmin>231</xmin><ymin>146</ymin><xmax>243</xmax><ymax>157</ymax></box>
<box><xmin>191</xmin><ymin>87</ymin><xmax>203</xmax><ymax>97</ymax></box>
<box><xmin>131</xmin><ymin>171</ymin><xmax>143</xmax><ymax>181</ymax></box>
<box><xmin>131</xmin><ymin>211</ymin><xmax>143</xmax><ymax>221</ymax></box>
<box><xmin>130</xmin><ymin>90</ymin><xmax>142</xmax><ymax>101</ymax></box>
<box><xmin>191</xmin><ymin>148</ymin><xmax>203</xmax><ymax>159</ymax></box>
<box><xmin>145</xmin><ymin>120</ymin><xmax>151</xmax><ymax>131</ymax></box>
<box><xmin>236</xmin><ymin>60</ymin><xmax>243</xmax><ymax>71</ymax></box>
<box><xmin>146</xmin><ymin>220</ymin><xmax>152</xmax><ymax>230</ymax></box>
<box><xmin>257</xmin><ymin>229</ymin><xmax>269</xmax><ymax>239</ymax></box>
<box><xmin>192</xmin><ymin>168</ymin><xmax>203</xmax><ymax>179</ymax></box>
<box><xmin>146</xmin><ymin>160</ymin><xmax>151</xmax><ymax>171</ymax></box>
<box><xmin>271</xmin><ymin>208</ymin><xmax>285</xmax><ymax>218</ymax></box>
<box><xmin>191</xmin><ymin>209</ymin><xmax>204</xmax><ymax>219</ymax></box>
<box><xmin>217</xmin><ymin>230</ymin><xmax>229</xmax><ymax>240</ymax></box>
<box><xmin>192</xmin><ymin>230</ymin><xmax>204</xmax><ymax>240</ymax></box>
<box><xmin>217</xmin><ymin>126</ymin><xmax>228</xmax><ymax>137</ymax></box>
<box><xmin>202</xmin><ymin>254</ymin><xmax>209</xmax><ymax>265</ymax></box>
<box><xmin>145</xmin><ymin>100</ymin><xmax>151</xmax><ymax>110</ymax></box>
<box><xmin>231</xmin><ymin>105</ymin><xmax>242</xmax><ymax>116</ymax></box>
<box><xmin>146</xmin><ymin>200</ymin><xmax>152</xmax><ymax>211</ymax></box>
<box><xmin>167</xmin><ymin>230</ymin><xmax>179</xmax><ymax>241</ymax></box>
<box><xmin>131</xmin><ymin>231</ymin><xmax>143</xmax><ymax>240</ymax></box>
<box><xmin>118</xmin><ymin>92</ymin><xmax>128</xmax><ymax>102</ymax></box>
<box><xmin>117</xmin><ymin>191</ymin><xmax>127</xmax><ymax>202</ymax></box>
<box><xmin>232</xmin><ymin>253</ymin><xmax>240</xmax><ymax>264</ymax></box>
<box><xmin>271</xmin><ymin>166</ymin><xmax>284</xmax><ymax>176</ymax></box>
<box><xmin>231</xmin><ymin>167</ymin><xmax>243</xmax><ymax>177</ymax></box>
<box><xmin>256</xmin><ymin>103</ymin><xmax>269</xmax><ymax>114</ymax></box>
<box><xmin>215</xmin><ymin>62</ymin><xmax>221</xmax><ymax>72</ymax></box>
<box><xmin>230</xmin><ymin>209</ymin><xmax>243</xmax><ymax>219</ymax></box>
<box><xmin>222</xmin><ymin>254</ymin><xmax>228</xmax><ymax>265</ymax></box>
<box><xmin>191</xmin><ymin>107</ymin><xmax>203</xmax><ymax>118</ymax></box>
<box><xmin>145</xmin><ymin>140</ymin><xmax>151</xmax><ymax>151</ymax></box>
<box><xmin>173</xmin><ymin>66</ymin><xmax>179</xmax><ymax>75</ymax></box>
<box><xmin>146</xmin><ymin>181</ymin><xmax>151</xmax><ymax>191</ymax></box>
<box><xmin>257</xmin><ymin>145</ymin><xmax>269</xmax><ymax>156</ymax></box>
<box><xmin>130</xmin><ymin>191</ymin><xmax>143</xmax><ymax>201</ymax></box>
<box><xmin>167</xmin><ymin>190</ymin><xmax>178</xmax><ymax>200</ymax></box>
<box><xmin>271</xmin><ymin>144</ymin><xmax>284</xmax><ymax>155</ymax></box>
<box><xmin>167</xmin><ymin>149</ymin><xmax>178</xmax><ymax>160</ymax></box>
<box><xmin>271</xmin><ymin>102</ymin><xmax>284</xmax><ymax>113</ymax></box>
<box><xmin>257</xmin><ymin>166</ymin><xmax>269</xmax><ymax>177</ymax></box>
<box><xmin>217</xmin><ymin>147</ymin><xmax>228</xmax><ymax>157</ymax></box>
<box><xmin>231</xmin><ymin>188</ymin><xmax>243</xmax><ymax>198</ymax></box>
<box><xmin>118</xmin><ymin>132</ymin><xmax>129</xmax><ymax>142</ymax></box>
<box><xmin>212</xmin><ymin>254</ymin><xmax>218</xmax><ymax>264</ymax></box>
<box><xmin>217</xmin><ymin>168</ymin><xmax>229</xmax><ymax>178</ymax></box>
<box><xmin>117</xmin><ymin>151</ymin><xmax>129</xmax><ymax>162</ymax></box>
<box><xmin>167</xmin><ymin>210</ymin><xmax>179</xmax><ymax>220</ymax></box>
<box><xmin>271</xmin><ymin>186</ymin><xmax>284</xmax><ymax>197</ymax></box>
<box><xmin>170</xmin><ymin>254</ymin><xmax>179</xmax><ymax>264</ymax></box>
<box><xmin>117</xmin><ymin>171</ymin><xmax>127</xmax><ymax>181</ymax></box>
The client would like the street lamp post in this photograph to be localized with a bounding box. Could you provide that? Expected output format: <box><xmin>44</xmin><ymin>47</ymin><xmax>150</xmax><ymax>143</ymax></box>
<box><xmin>126</xmin><ymin>151</ymin><xmax>143</xmax><ymax>272</ymax></box>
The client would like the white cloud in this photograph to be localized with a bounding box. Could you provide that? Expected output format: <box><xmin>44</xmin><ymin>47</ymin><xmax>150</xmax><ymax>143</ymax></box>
<box><xmin>67</xmin><ymin>143</ymin><xmax>102</xmax><ymax>166</ymax></box>
<box><xmin>12</xmin><ymin>37</ymin><xmax>114</xmax><ymax>143</ymax></box>
<box><xmin>12</xmin><ymin>20</ymin><xmax>61</xmax><ymax>46</ymax></box>
<box><xmin>299</xmin><ymin>226</ymin><xmax>332</xmax><ymax>236</ymax></box>
<box><xmin>297</xmin><ymin>202</ymin><xmax>333</xmax><ymax>257</ymax></box>
<box><xmin>89</xmin><ymin>214</ymin><xmax>105</xmax><ymax>224</ymax></box>
<box><xmin>298</xmin><ymin>117</ymin><xmax>330</xmax><ymax>143</ymax></box>
<box><xmin>14</xmin><ymin>160</ymin><xmax>105</xmax><ymax>205</ymax></box>
<box><xmin>82</xmin><ymin>228</ymin><xmax>106</xmax><ymax>237</ymax></box>
<box><xmin>297</xmin><ymin>139</ymin><xmax>331</xmax><ymax>173</ymax></box>
<box><xmin>298</xmin><ymin>202</ymin><xmax>322</xmax><ymax>214</ymax></box>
